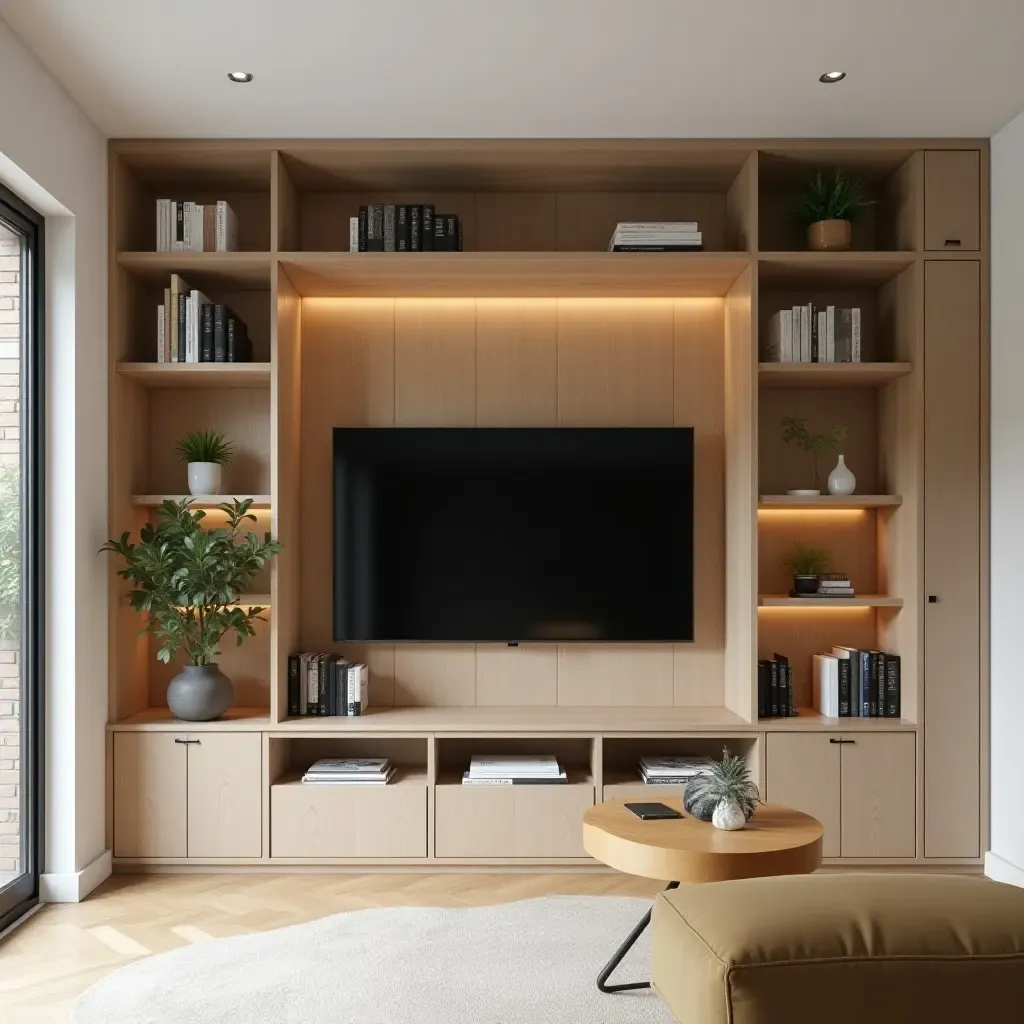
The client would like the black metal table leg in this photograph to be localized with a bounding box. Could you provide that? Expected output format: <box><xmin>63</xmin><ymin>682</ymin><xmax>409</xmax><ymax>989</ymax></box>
<box><xmin>597</xmin><ymin>881</ymin><xmax>679</xmax><ymax>993</ymax></box>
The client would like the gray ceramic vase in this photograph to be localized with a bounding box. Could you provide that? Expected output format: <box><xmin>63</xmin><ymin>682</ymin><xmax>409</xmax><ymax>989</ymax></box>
<box><xmin>167</xmin><ymin>664</ymin><xmax>234</xmax><ymax>722</ymax></box>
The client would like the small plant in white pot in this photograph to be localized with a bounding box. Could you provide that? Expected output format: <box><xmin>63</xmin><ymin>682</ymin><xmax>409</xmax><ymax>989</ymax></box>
<box><xmin>683</xmin><ymin>748</ymin><xmax>760</xmax><ymax>831</ymax></box>
<box><xmin>177</xmin><ymin>429</ymin><xmax>234</xmax><ymax>496</ymax></box>
<box><xmin>781</xmin><ymin>417</ymin><xmax>847</xmax><ymax>496</ymax></box>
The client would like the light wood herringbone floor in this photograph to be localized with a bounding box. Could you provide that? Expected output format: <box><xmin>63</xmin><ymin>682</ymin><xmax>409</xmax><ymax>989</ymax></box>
<box><xmin>0</xmin><ymin>873</ymin><xmax>661</xmax><ymax>1024</ymax></box>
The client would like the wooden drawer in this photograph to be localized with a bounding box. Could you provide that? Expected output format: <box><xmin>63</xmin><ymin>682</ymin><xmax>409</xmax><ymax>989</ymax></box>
<box><xmin>602</xmin><ymin>781</ymin><xmax>687</xmax><ymax>802</ymax></box>
<box><xmin>270</xmin><ymin>770</ymin><xmax>428</xmax><ymax>858</ymax></box>
<box><xmin>435</xmin><ymin>780</ymin><xmax>595</xmax><ymax>858</ymax></box>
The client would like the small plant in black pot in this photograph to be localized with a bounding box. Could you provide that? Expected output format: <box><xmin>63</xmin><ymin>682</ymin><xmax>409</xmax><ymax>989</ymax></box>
<box><xmin>786</xmin><ymin>544</ymin><xmax>831</xmax><ymax>596</ymax></box>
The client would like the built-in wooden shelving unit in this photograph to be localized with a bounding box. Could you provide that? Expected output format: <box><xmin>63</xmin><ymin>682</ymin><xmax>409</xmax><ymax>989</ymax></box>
<box><xmin>105</xmin><ymin>138</ymin><xmax>988</xmax><ymax>870</ymax></box>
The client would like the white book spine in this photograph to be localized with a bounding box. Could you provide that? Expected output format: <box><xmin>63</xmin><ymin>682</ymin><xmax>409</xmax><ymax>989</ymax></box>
<box><xmin>781</xmin><ymin>309</ymin><xmax>793</xmax><ymax>362</ymax></box>
<box><xmin>349</xmin><ymin>217</ymin><xmax>359</xmax><ymax>253</ymax></box>
<box><xmin>851</xmin><ymin>307</ymin><xmax>862</xmax><ymax>362</ymax></box>
<box><xmin>216</xmin><ymin>201</ymin><xmax>226</xmax><ymax>252</ymax></box>
<box><xmin>194</xmin><ymin>204</ymin><xmax>204</xmax><ymax>253</ymax></box>
<box><xmin>826</xmin><ymin>305</ymin><xmax>835</xmax><ymax>363</ymax></box>
<box><xmin>156</xmin><ymin>199</ymin><xmax>169</xmax><ymax>252</ymax></box>
<box><xmin>157</xmin><ymin>305</ymin><xmax>165</xmax><ymax>363</ymax></box>
<box><xmin>817</xmin><ymin>311</ymin><xmax>826</xmax><ymax>363</ymax></box>
<box><xmin>359</xmin><ymin>664</ymin><xmax>369</xmax><ymax>714</ymax></box>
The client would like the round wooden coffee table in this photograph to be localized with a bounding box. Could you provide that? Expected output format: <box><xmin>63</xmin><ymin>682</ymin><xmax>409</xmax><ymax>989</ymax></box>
<box><xmin>582</xmin><ymin>797</ymin><xmax>823</xmax><ymax>993</ymax></box>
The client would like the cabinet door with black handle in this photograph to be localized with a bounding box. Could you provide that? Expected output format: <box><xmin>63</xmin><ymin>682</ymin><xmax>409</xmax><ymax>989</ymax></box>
<box><xmin>765</xmin><ymin>733</ymin><xmax>840</xmax><ymax>858</ymax></box>
<box><xmin>924</xmin><ymin>150</ymin><xmax>980</xmax><ymax>251</ymax></box>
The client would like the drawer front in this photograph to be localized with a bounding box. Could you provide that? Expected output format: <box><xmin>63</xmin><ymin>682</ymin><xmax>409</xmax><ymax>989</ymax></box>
<box><xmin>435</xmin><ymin>784</ymin><xmax>594</xmax><ymax>858</ymax></box>
<box><xmin>271</xmin><ymin>783</ymin><xmax>427</xmax><ymax>858</ymax></box>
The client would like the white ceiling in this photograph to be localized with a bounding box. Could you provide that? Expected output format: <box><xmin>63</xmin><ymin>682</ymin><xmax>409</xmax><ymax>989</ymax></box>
<box><xmin>2</xmin><ymin>0</ymin><xmax>1024</xmax><ymax>140</ymax></box>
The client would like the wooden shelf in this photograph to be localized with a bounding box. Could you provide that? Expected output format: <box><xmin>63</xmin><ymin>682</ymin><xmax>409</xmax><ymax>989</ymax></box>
<box><xmin>131</xmin><ymin>494</ymin><xmax>272</xmax><ymax>509</ymax></box>
<box><xmin>273</xmin><ymin>768</ymin><xmax>430</xmax><ymax>789</ymax></box>
<box><xmin>116</xmin><ymin>251</ymin><xmax>272</xmax><ymax>287</ymax></box>
<box><xmin>758</xmin><ymin>251</ymin><xmax>916</xmax><ymax>286</ymax></box>
<box><xmin>277</xmin><ymin>251</ymin><xmax>751</xmax><ymax>298</ymax></box>
<box><xmin>758</xmin><ymin>709</ymin><xmax>918</xmax><ymax>731</ymax></box>
<box><xmin>758</xmin><ymin>595</ymin><xmax>904</xmax><ymax>608</ymax></box>
<box><xmin>109</xmin><ymin>707</ymin><xmax>270</xmax><ymax>731</ymax></box>
<box><xmin>117</xmin><ymin>362</ymin><xmax>271</xmax><ymax>388</ymax></box>
<box><xmin>758</xmin><ymin>495</ymin><xmax>902</xmax><ymax>510</ymax></box>
<box><xmin>436</xmin><ymin>769</ymin><xmax>594</xmax><ymax>787</ymax></box>
<box><xmin>758</xmin><ymin>362</ymin><xmax>913</xmax><ymax>388</ymax></box>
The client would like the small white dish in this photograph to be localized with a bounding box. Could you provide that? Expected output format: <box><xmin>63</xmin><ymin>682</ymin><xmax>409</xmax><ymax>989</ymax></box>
<box><xmin>786</xmin><ymin>488</ymin><xmax>821</xmax><ymax>497</ymax></box>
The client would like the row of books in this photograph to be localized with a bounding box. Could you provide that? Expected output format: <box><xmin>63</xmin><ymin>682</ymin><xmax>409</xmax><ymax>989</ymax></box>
<box><xmin>607</xmin><ymin>221</ymin><xmax>703</xmax><ymax>252</ymax></box>
<box><xmin>764</xmin><ymin>305</ymin><xmax>862</xmax><ymax>363</ymax></box>
<box><xmin>156</xmin><ymin>275</ymin><xmax>253</xmax><ymax>363</ymax></box>
<box><xmin>462</xmin><ymin>754</ymin><xmax>566</xmax><ymax>786</ymax></box>
<box><xmin>350</xmin><ymin>205</ymin><xmax>462</xmax><ymax>252</ymax></box>
<box><xmin>155</xmin><ymin>199</ymin><xmax>239</xmax><ymax>252</ymax></box>
<box><xmin>758</xmin><ymin>655</ymin><xmax>798</xmax><ymax>718</ymax></box>
<box><xmin>790</xmin><ymin>574</ymin><xmax>855</xmax><ymax>598</ymax></box>
<box><xmin>814</xmin><ymin>648</ymin><xmax>902</xmax><ymax>718</ymax></box>
<box><xmin>302</xmin><ymin>758</ymin><xmax>395</xmax><ymax>786</ymax></box>
<box><xmin>638</xmin><ymin>755</ymin><xmax>714</xmax><ymax>785</ymax></box>
<box><xmin>287</xmin><ymin>653</ymin><xmax>370</xmax><ymax>717</ymax></box>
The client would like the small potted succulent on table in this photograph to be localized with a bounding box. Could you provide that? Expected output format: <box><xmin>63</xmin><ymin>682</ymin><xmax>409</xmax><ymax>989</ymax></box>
<box><xmin>102</xmin><ymin>498</ymin><xmax>281</xmax><ymax>721</ymax></box>
<box><xmin>178</xmin><ymin>428</ymin><xmax>234</xmax><ymax>496</ymax></box>
<box><xmin>786</xmin><ymin>543</ymin><xmax>831</xmax><ymax>596</ymax></box>
<box><xmin>684</xmin><ymin>748</ymin><xmax>760</xmax><ymax>831</ymax></box>
<box><xmin>795</xmin><ymin>169</ymin><xmax>875</xmax><ymax>252</ymax></box>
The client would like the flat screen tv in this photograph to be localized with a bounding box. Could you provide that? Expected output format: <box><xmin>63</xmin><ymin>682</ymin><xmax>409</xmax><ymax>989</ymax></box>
<box><xmin>333</xmin><ymin>427</ymin><xmax>694</xmax><ymax>643</ymax></box>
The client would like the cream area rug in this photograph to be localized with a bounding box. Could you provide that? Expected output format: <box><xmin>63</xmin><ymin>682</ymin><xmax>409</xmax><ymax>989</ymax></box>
<box><xmin>72</xmin><ymin>896</ymin><xmax>675</xmax><ymax>1023</ymax></box>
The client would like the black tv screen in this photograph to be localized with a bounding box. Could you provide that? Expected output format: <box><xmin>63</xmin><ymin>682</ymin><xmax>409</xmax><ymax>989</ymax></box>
<box><xmin>333</xmin><ymin>428</ymin><xmax>694</xmax><ymax>643</ymax></box>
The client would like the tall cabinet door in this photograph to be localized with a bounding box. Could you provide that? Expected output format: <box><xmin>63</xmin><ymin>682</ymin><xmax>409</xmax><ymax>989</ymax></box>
<box><xmin>924</xmin><ymin>260</ymin><xmax>982</xmax><ymax>858</ymax></box>
<box><xmin>113</xmin><ymin>733</ymin><xmax>187</xmax><ymax>858</ymax></box>
<box><xmin>765</xmin><ymin>733</ymin><xmax>840</xmax><ymax>857</ymax></box>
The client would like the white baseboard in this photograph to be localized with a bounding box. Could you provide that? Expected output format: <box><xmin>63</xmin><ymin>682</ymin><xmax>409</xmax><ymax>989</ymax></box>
<box><xmin>41</xmin><ymin>849</ymin><xmax>112</xmax><ymax>903</ymax></box>
<box><xmin>984</xmin><ymin>850</ymin><xmax>1024</xmax><ymax>888</ymax></box>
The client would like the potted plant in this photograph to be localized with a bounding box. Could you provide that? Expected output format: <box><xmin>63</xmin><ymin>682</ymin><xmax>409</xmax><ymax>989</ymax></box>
<box><xmin>795</xmin><ymin>169</ymin><xmax>875</xmax><ymax>251</ymax></box>
<box><xmin>177</xmin><ymin>429</ymin><xmax>234</xmax><ymax>496</ymax></box>
<box><xmin>101</xmin><ymin>498</ymin><xmax>281</xmax><ymax>721</ymax></box>
<box><xmin>683</xmin><ymin>748</ymin><xmax>759</xmax><ymax>831</ymax></box>
<box><xmin>786</xmin><ymin>543</ymin><xmax>831</xmax><ymax>595</ymax></box>
<box><xmin>781</xmin><ymin>416</ymin><xmax>847</xmax><ymax>495</ymax></box>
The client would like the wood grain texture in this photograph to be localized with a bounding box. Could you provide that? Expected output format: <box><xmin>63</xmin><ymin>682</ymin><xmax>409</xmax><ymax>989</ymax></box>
<box><xmin>556</xmin><ymin>299</ymin><xmax>674</xmax><ymax>425</ymax></box>
<box><xmin>113</xmin><ymin>733</ymin><xmax>187</xmax><ymax>859</ymax></box>
<box><xmin>186</xmin><ymin>733</ymin><xmax>263</xmax><ymax>858</ymax></box>
<box><xmin>475</xmin><ymin>644</ymin><xmax>558</xmax><ymax>707</ymax></box>
<box><xmin>556</xmin><ymin>645</ymin><xmax>675</xmax><ymax>707</ymax></box>
<box><xmin>724</xmin><ymin>150</ymin><xmax>758</xmax><ymax>251</ymax></box>
<box><xmin>475</xmin><ymin>300</ymin><xmax>558</xmax><ymax>425</ymax></box>
<box><xmin>923</xmin><ymin>261</ymin><xmax>981</xmax><ymax>858</ymax></box>
<box><xmin>393</xmin><ymin>645</ymin><xmax>477</xmax><ymax>707</ymax></box>
<box><xmin>271</xmin><ymin>151</ymin><xmax>298</xmax><ymax>252</ymax></box>
<box><xmin>394</xmin><ymin>299</ymin><xmax>476</xmax><ymax>425</ymax></box>
<box><xmin>840</xmin><ymin>732</ymin><xmax>917</xmax><ymax>858</ymax></box>
<box><xmin>924</xmin><ymin>150</ymin><xmax>981</xmax><ymax>251</ymax></box>
<box><xmin>765</xmin><ymin>732</ymin><xmax>840</xmax><ymax>857</ymax></box>
<box><xmin>582</xmin><ymin>798</ymin><xmax>822</xmax><ymax>882</ymax></box>
<box><xmin>475</xmin><ymin>193</ymin><xmax>558</xmax><ymax>251</ymax></box>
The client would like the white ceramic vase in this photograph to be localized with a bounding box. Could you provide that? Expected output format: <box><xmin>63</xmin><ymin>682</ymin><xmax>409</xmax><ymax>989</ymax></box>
<box><xmin>187</xmin><ymin>461</ymin><xmax>223</xmax><ymax>496</ymax></box>
<box><xmin>827</xmin><ymin>454</ymin><xmax>856</xmax><ymax>496</ymax></box>
<box><xmin>712</xmin><ymin>797</ymin><xmax>746</xmax><ymax>831</ymax></box>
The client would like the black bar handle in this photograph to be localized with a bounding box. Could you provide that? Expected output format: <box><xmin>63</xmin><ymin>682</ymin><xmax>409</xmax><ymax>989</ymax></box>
<box><xmin>173</xmin><ymin>738</ymin><xmax>201</xmax><ymax>745</ymax></box>
<box><xmin>829</xmin><ymin>737</ymin><xmax>856</xmax><ymax>744</ymax></box>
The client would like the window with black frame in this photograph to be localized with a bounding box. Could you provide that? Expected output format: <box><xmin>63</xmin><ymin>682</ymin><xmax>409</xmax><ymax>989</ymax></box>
<box><xmin>0</xmin><ymin>183</ymin><xmax>43</xmax><ymax>933</ymax></box>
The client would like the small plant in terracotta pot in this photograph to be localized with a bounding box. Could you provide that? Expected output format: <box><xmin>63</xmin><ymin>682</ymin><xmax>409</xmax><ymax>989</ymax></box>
<box><xmin>786</xmin><ymin>543</ymin><xmax>831</xmax><ymax>596</ymax></box>
<box><xmin>796</xmin><ymin>170</ymin><xmax>875</xmax><ymax>251</ymax></box>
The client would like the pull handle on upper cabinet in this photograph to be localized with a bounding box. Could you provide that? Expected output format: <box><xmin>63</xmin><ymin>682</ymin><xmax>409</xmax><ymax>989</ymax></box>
<box><xmin>944</xmin><ymin>239</ymin><xmax>962</xmax><ymax>247</ymax></box>
<box><xmin>928</xmin><ymin>595</ymin><xmax>939</xmax><ymax>604</ymax></box>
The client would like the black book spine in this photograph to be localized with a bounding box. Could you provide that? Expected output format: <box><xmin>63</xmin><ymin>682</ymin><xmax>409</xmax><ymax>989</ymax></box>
<box><xmin>859</xmin><ymin>650</ymin><xmax>872</xmax><ymax>717</ymax></box>
<box><xmin>884</xmin><ymin>654</ymin><xmax>901</xmax><ymax>717</ymax></box>
<box><xmin>287</xmin><ymin>654</ymin><xmax>299</xmax><ymax>718</ymax></box>
<box><xmin>421</xmin><ymin>205</ymin><xmax>435</xmax><ymax>250</ymax></box>
<box><xmin>213</xmin><ymin>304</ymin><xmax>227</xmax><ymax>362</ymax></box>
<box><xmin>769</xmin><ymin>660</ymin><xmax>779</xmax><ymax>717</ymax></box>
<box><xmin>337</xmin><ymin>660</ymin><xmax>348</xmax><ymax>716</ymax></box>
<box><xmin>200</xmin><ymin>303</ymin><xmax>214</xmax><ymax>362</ymax></box>
<box><xmin>433</xmin><ymin>215</ymin><xmax>448</xmax><ymax>251</ymax></box>
<box><xmin>346</xmin><ymin>665</ymin><xmax>356</xmax><ymax>716</ymax></box>
<box><xmin>445</xmin><ymin>214</ymin><xmax>460</xmax><ymax>251</ymax></box>
<box><xmin>396</xmin><ymin>205</ymin><xmax>409</xmax><ymax>251</ymax></box>
<box><xmin>383</xmin><ymin>204</ymin><xmax>397</xmax><ymax>252</ymax></box>
<box><xmin>410</xmin><ymin>205</ymin><xmax>422</xmax><ymax>251</ymax></box>
<box><xmin>176</xmin><ymin>203</ymin><xmax>184</xmax><ymax>247</ymax></box>
<box><xmin>326</xmin><ymin>656</ymin><xmax>336</xmax><ymax>717</ymax></box>
<box><xmin>358</xmin><ymin>206</ymin><xmax>368</xmax><ymax>252</ymax></box>
<box><xmin>367</xmin><ymin>204</ymin><xmax>384</xmax><ymax>251</ymax></box>
<box><xmin>305</xmin><ymin>656</ymin><xmax>317</xmax><ymax>716</ymax></box>
<box><xmin>317</xmin><ymin>654</ymin><xmax>328</xmax><ymax>716</ymax></box>
<box><xmin>226</xmin><ymin>317</ymin><xmax>238</xmax><ymax>362</ymax></box>
<box><xmin>757</xmin><ymin>660</ymin><xmax>768</xmax><ymax>718</ymax></box>
<box><xmin>177</xmin><ymin>294</ymin><xmax>187</xmax><ymax>362</ymax></box>
<box><xmin>870</xmin><ymin>651</ymin><xmax>883</xmax><ymax>716</ymax></box>
<box><xmin>779</xmin><ymin>665</ymin><xmax>789</xmax><ymax>718</ymax></box>
<box><xmin>787</xmin><ymin>664</ymin><xmax>796</xmax><ymax>716</ymax></box>
<box><xmin>837</xmin><ymin>657</ymin><xmax>851</xmax><ymax>717</ymax></box>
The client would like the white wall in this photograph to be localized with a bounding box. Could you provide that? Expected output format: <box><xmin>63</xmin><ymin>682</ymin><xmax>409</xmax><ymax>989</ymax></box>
<box><xmin>989</xmin><ymin>108</ymin><xmax>1024</xmax><ymax>886</ymax></box>
<box><xmin>0</xmin><ymin>16</ymin><xmax>109</xmax><ymax>899</ymax></box>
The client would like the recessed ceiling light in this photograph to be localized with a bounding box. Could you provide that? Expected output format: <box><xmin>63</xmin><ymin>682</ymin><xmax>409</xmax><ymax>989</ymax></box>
<box><xmin>819</xmin><ymin>71</ymin><xmax>846</xmax><ymax>83</ymax></box>
<box><xmin>227</xmin><ymin>72</ymin><xmax>254</xmax><ymax>84</ymax></box>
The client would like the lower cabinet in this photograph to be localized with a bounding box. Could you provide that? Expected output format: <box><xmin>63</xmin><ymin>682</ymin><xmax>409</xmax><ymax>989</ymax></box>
<box><xmin>113</xmin><ymin>731</ymin><xmax>263</xmax><ymax>859</ymax></box>
<box><xmin>435</xmin><ymin>782</ymin><xmax>595</xmax><ymax>858</ymax></box>
<box><xmin>766</xmin><ymin>732</ymin><xmax>916</xmax><ymax>859</ymax></box>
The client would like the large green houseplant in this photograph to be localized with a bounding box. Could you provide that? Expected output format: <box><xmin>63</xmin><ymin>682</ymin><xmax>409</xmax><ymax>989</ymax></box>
<box><xmin>102</xmin><ymin>498</ymin><xmax>281</xmax><ymax>721</ymax></box>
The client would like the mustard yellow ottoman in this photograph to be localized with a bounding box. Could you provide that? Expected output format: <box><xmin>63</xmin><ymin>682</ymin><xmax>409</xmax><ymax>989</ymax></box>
<box><xmin>651</xmin><ymin>873</ymin><xmax>1024</xmax><ymax>1023</ymax></box>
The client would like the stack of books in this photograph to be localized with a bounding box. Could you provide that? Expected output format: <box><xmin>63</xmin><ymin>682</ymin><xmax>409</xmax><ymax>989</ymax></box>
<box><xmin>758</xmin><ymin>653</ymin><xmax>797</xmax><ymax>718</ymax></box>
<box><xmin>155</xmin><ymin>199</ymin><xmax>238</xmax><ymax>252</ymax></box>
<box><xmin>815</xmin><ymin>648</ymin><xmax>902</xmax><ymax>718</ymax></box>
<box><xmin>301</xmin><ymin>758</ymin><xmax>395</xmax><ymax>785</ymax></box>
<box><xmin>763</xmin><ymin>305</ymin><xmax>862</xmax><ymax>363</ymax></box>
<box><xmin>287</xmin><ymin>653</ymin><xmax>370</xmax><ymax>717</ymax></box>
<box><xmin>350</xmin><ymin>205</ymin><xmax>462</xmax><ymax>252</ymax></box>
<box><xmin>156</xmin><ymin>274</ymin><xmax>252</xmax><ymax>363</ymax></box>
<box><xmin>790</xmin><ymin>573</ymin><xmax>855</xmax><ymax>598</ymax></box>
<box><xmin>461</xmin><ymin>754</ymin><xmax>566</xmax><ymax>786</ymax></box>
<box><xmin>607</xmin><ymin>222</ymin><xmax>703</xmax><ymax>252</ymax></box>
<box><xmin>638</xmin><ymin>755</ymin><xmax>714</xmax><ymax>785</ymax></box>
